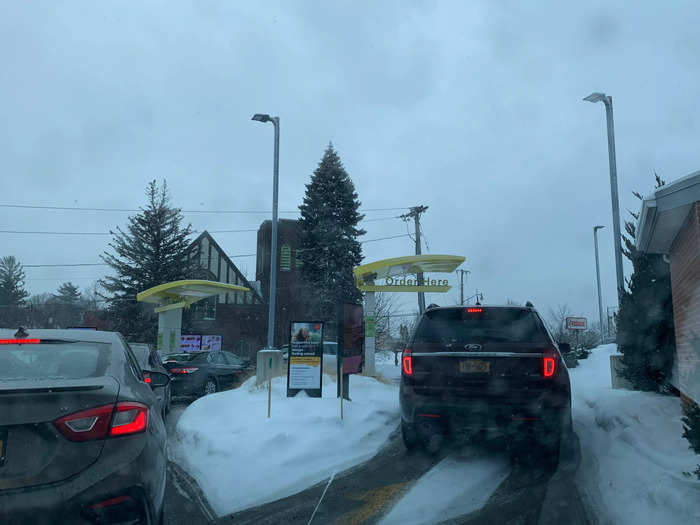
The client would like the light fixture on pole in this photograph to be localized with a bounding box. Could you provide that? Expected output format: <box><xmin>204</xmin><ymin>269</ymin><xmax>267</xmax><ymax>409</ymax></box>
<box><xmin>252</xmin><ymin>113</ymin><xmax>281</xmax><ymax>349</ymax></box>
<box><xmin>584</xmin><ymin>92</ymin><xmax>624</xmax><ymax>304</ymax></box>
<box><xmin>593</xmin><ymin>225</ymin><xmax>605</xmax><ymax>342</ymax></box>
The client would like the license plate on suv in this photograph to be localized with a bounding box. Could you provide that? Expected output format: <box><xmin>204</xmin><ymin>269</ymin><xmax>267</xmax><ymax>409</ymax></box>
<box><xmin>460</xmin><ymin>360</ymin><xmax>490</xmax><ymax>373</ymax></box>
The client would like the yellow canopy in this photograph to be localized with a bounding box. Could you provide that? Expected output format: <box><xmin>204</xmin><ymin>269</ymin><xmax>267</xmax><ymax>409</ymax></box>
<box><xmin>137</xmin><ymin>280</ymin><xmax>250</xmax><ymax>312</ymax></box>
<box><xmin>353</xmin><ymin>254</ymin><xmax>465</xmax><ymax>292</ymax></box>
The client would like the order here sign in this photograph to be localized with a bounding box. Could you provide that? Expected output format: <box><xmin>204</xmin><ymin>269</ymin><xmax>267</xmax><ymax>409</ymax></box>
<box><xmin>566</xmin><ymin>317</ymin><xmax>587</xmax><ymax>330</ymax></box>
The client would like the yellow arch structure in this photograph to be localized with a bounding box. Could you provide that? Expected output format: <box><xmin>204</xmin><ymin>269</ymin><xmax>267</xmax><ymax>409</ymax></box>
<box><xmin>353</xmin><ymin>254</ymin><xmax>466</xmax><ymax>376</ymax></box>
<box><xmin>137</xmin><ymin>279</ymin><xmax>250</xmax><ymax>313</ymax></box>
<box><xmin>354</xmin><ymin>254</ymin><xmax>466</xmax><ymax>292</ymax></box>
<box><xmin>137</xmin><ymin>279</ymin><xmax>250</xmax><ymax>353</ymax></box>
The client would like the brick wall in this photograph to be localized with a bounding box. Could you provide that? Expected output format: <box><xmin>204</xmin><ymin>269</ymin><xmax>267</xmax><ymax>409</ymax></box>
<box><xmin>257</xmin><ymin>219</ymin><xmax>313</xmax><ymax>346</ymax></box>
<box><xmin>669</xmin><ymin>202</ymin><xmax>700</xmax><ymax>404</ymax></box>
<box><xmin>188</xmin><ymin>304</ymin><xmax>267</xmax><ymax>361</ymax></box>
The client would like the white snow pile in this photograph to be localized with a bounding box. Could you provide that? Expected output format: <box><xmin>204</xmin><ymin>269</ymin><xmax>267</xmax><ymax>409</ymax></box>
<box><xmin>380</xmin><ymin>448</ymin><xmax>509</xmax><ymax>525</ymax></box>
<box><xmin>376</xmin><ymin>350</ymin><xmax>402</xmax><ymax>383</ymax></box>
<box><xmin>171</xmin><ymin>373</ymin><xmax>399</xmax><ymax>517</ymax></box>
<box><xmin>571</xmin><ymin>344</ymin><xmax>700</xmax><ymax>525</ymax></box>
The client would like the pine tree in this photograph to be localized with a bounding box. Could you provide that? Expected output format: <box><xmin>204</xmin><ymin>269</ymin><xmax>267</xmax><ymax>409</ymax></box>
<box><xmin>54</xmin><ymin>282</ymin><xmax>81</xmax><ymax>305</ymax></box>
<box><xmin>51</xmin><ymin>282</ymin><xmax>83</xmax><ymax>327</ymax></box>
<box><xmin>101</xmin><ymin>181</ymin><xmax>196</xmax><ymax>342</ymax></box>
<box><xmin>618</xmin><ymin>174</ymin><xmax>676</xmax><ymax>391</ymax></box>
<box><xmin>0</xmin><ymin>256</ymin><xmax>29</xmax><ymax>306</ymax></box>
<box><xmin>299</xmin><ymin>144</ymin><xmax>366</xmax><ymax>322</ymax></box>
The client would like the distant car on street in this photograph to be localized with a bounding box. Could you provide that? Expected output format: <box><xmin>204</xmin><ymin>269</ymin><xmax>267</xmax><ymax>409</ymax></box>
<box><xmin>129</xmin><ymin>342</ymin><xmax>171</xmax><ymax>419</ymax></box>
<box><xmin>0</xmin><ymin>328</ymin><xmax>170</xmax><ymax>525</ymax></box>
<box><xmin>400</xmin><ymin>305</ymin><xmax>572</xmax><ymax>461</ymax></box>
<box><xmin>163</xmin><ymin>351</ymin><xmax>249</xmax><ymax>398</ymax></box>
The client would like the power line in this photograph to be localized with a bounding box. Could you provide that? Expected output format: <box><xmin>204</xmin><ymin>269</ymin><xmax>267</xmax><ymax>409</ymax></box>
<box><xmin>0</xmin><ymin>203</ymin><xmax>409</xmax><ymax>214</ymax></box>
<box><xmin>0</xmin><ymin>228</ymin><xmax>258</xmax><ymax>236</ymax></box>
<box><xmin>20</xmin><ymin>230</ymin><xmax>408</xmax><ymax>269</ymax></box>
<box><xmin>25</xmin><ymin>263</ymin><xmax>107</xmax><ymax>268</ymax></box>
<box><xmin>362</xmin><ymin>234</ymin><xmax>411</xmax><ymax>243</ymax></box>
<box><xmin>24</xmin><ymin>253</ymin><xmax>259</xmax><ymax>268</ymax></box>
<box><xmin>362</xmin><ymin>216</ymin><xmax>402</xmax><ymax>223</ymax></box>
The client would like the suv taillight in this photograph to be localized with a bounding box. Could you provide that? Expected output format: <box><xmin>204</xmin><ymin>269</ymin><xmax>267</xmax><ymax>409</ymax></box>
<box><xmin>54</xmin><ymin>402</ymin><xmax>148</xmax><ymax>441</ymax></box>
<box><xmin>402</xmin><ymin>348</ymin><xmax>413</xmax><ymax>376</ymax></box>
<box><xmin>543</xmin><ymin>349</ymin><xmax>558</xmax><ymax>378</ymax></box>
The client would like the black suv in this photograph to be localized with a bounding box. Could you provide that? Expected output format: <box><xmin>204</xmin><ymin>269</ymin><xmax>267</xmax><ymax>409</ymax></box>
<box><xmin>400</xmin><ymin>305</ymin><xmax>572</xmax><ymax>458</ymax></box>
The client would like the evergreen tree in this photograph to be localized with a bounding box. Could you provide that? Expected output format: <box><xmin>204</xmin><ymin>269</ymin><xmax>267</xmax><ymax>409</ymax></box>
<box><xmin>618</xmin><ymin>174</ymin><xmax>676</xmax><ymax>391</ymax></box>
<box><xmin>299</xmin><ymin>144</ymin><xmax>366</xmax><ymax>321</ymax></box>
<box><xmin>54</xmin><ymin>282</ymin><xmax>81</xmax><ymax>305</ymax></box>
<box><xmin>52</xmin><ymin>282</ymin><xmax>83</xmax><ymax>327</ymax></box>
<box><xmin>101</xmin><ymin>181</ymin><xmax>196</xmax><ymax>342</ymax></box>
<box><xmin>0</xmin><ymin>256</ymin><xmax>29</xmax><ymax>306</ymax></box>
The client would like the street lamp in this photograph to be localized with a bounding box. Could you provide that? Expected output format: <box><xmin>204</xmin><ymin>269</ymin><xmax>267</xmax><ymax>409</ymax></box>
<box><xmin>584</xmin><ymin>92</ymin><xmax>624</xmax><ymax>303</ymax></box>
<box><xmin>252</xmin><ymin>113</ymin><xmax>281</xmax><ymax>349</ymax></box>
<box><xmin>593</xmin><ymin>225</ymin><xmax>605</xmax><ymax>342</ymax></box>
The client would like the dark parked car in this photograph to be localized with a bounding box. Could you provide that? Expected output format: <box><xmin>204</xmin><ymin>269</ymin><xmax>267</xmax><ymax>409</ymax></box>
<box><xmin>400</xmin><ymin>305</ymin><xmax>572</xmax><ymax>460</ymax></box>
<box><xmin>163</xmin><ymin>351</ymin><xmax>249</xmax><ymax>398</ymax></box>
<box><xmin>0</xmin><ymin>328</ymin><xmax>170</xmax><ymax>525</ymax></box>
<box><xmin>129</xmin><ymin>343</ymin><xmax>171</xmax><ymax>419</ymax></box>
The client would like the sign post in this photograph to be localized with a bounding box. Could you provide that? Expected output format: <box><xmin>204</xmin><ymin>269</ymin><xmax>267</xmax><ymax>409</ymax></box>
<box><xmin>268</xmin><ymin>356</ymin><xmax>272</xmax><ymax>418</ymax></box>
<box><xmin>565</xmin><ymin>316</ymin><xmax>587</xmax><ymax>350</ymax></box>
<box><xmin>287</xmin><ymin>322</ymin><xmax>324</xmax><ymax>398</ymax></box>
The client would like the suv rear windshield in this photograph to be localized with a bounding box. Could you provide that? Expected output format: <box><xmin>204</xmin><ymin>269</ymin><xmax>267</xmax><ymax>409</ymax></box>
<box><xmin>0</xmin><ymin>341</ymin><xmax>111</xmax><ymax>380</ymax></box>
<box><xmin>413</xmin><ymin>308</ymin><xmax>550</xmax><ymax>348</ymax></box>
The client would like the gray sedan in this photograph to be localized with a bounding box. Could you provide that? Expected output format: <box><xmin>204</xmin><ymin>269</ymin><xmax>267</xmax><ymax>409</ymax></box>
<box><xmin>0</xmin><ymin>328</ymin><xmax>170</xmax><ymax>524</ymax></box>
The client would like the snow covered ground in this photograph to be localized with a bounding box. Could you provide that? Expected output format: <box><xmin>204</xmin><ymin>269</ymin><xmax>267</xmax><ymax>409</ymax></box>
<box><xmin>376</xmin><ymin>350</ymin><xmax>402</xmax><ymax>384</ymax></box>
<box><xmin>380</xmin><ymin>448</ymin><xmax>509</xmax><ymax>525</ymax></box>
<box><xmin>170</xmin><ymin>372</ymin><xmax>399</xmax><ymax>516</ymax></box>
<box><xmin>571</xmin><ymin>344</ymin><xmax>700</xmax><ymax>525</ymax></box>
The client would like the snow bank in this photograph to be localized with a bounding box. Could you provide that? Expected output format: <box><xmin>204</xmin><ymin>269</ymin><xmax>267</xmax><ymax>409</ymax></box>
<box><xmin>571</xmin><ymin>344</ymin><xmax>700</xmax><ymax>525</ymax></box>
<box><xmin>171</xmin><ymin>373</ymin><xmax>399</xmax><ymax>516</ymax></box>
<box><xmin>376</xmin><ymin>351</ymin><xmax>402</xmax><ymax>384</ymax></box>
<box><xmin>380</xmin><ymin>448</ymin><xmax>509</xmax><ymax>525</ymax></box>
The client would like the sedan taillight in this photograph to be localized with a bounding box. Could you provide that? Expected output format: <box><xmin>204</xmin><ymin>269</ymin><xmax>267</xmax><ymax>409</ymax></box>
<box><xmin>402</xmin><ymin>348</ymin><xmax>413</xmax><ymax>376</ymax></box>
<box><xmin>169</xmin><ymin>367</ymin><xmax>199</xmax><ymax>374</ymax></box>
<box><xmin>54</xmin><ymin>402</ymin><xmax>148</xmax><ymax>441</ymax></box>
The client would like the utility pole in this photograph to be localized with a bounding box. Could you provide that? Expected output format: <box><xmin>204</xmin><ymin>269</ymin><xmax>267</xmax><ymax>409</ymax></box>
<box><xmin>584</xmin><ymin>93</ymin><xmax>624</xmax><ymax>303</ymax></box>
<box><xmin>593</xmin><ymin>226</ymin><xmax>605</xmax><ymax>343</ymax></box>
<box><xmin>400</xmin><ymin>205</ymin><xmax>429</xmax><ymax>314</ymax></box>
<box><xmin>252</xmin><ymin>113</ymin><xmax>280</xmax><ymax>349</ymax></box>
<box><xmin>456</xmin><ymin>269</ymin><xmax>470</xmax><ymax>305</ymax></box>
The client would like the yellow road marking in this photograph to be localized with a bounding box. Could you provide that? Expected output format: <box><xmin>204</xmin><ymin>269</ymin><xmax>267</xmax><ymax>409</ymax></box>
<box><xmin>335</xmin><ymin>481</ymin><xmax>409</xmax><ymax>525</ymax></box>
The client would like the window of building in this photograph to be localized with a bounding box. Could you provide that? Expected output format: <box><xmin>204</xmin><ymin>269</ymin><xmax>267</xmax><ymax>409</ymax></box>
<box><xmin>280</xmin><ymin>244</ymin><xmax>291</xmax><ymax>271</ymax></box>
<box><xmin>295</xmin><ymin>248</ymin><xmax>303</xmax><ymax>268</ymax></box>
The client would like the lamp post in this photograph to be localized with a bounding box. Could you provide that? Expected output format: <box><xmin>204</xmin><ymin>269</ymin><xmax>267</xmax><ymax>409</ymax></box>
<box><xmin>594</xmin><ymin>225</ymin><xmax>605</xmax><ymax>342</ymax></box>
<box><xmin>584</xmin><ymin>92</ymin><xmax>624</xmax><ymax>303</ymax></box>
<box><xmin>252</xmin><ymin>113</ymin><xmax>280</xmax><ymax>349</ymax></box>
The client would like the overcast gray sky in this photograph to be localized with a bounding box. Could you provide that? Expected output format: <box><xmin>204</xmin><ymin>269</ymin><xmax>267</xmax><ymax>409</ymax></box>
<box><xmin>2</xmin><ymin>0</ymin><xmax>699</xmax><ymax>324</ymax></box>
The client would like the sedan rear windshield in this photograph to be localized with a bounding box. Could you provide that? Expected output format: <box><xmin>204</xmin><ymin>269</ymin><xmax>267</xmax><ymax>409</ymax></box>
<box><xmin>165</xmin><ymin>352</ymin><xmax>208</xmax><ymax>362</ymax></box>
<box><xmin>0</xmin><ymin>341</ymin><xmax>111</xmax><ymax>380</ymax></box>
<box><xmin>413</xmin><ymin>308</ymin><xmax>551</xmax><ymax>348</ymax></box>
<box><xmin>130</xmin><ymin>345</ymin><xmax>151</xmax><ymax>368</ymax></box>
